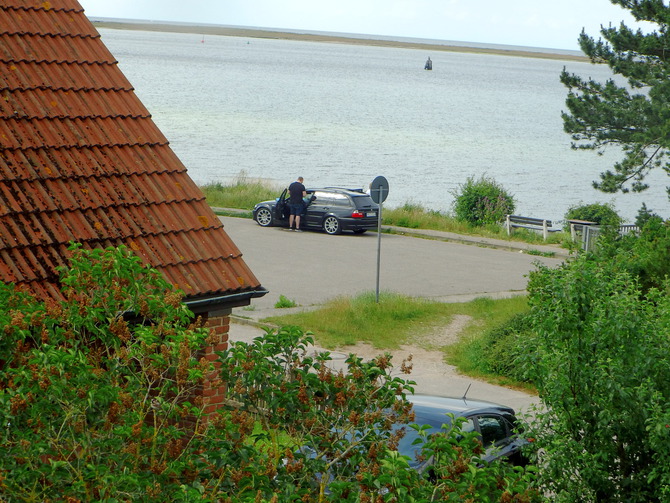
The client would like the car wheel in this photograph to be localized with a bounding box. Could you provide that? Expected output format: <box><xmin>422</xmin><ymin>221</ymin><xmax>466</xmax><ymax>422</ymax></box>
<box><xmin>323</xmin><ymin>216</ymin><xmax>341</xmax><ymax>235</ymax></box>
<box><xmin>255</xmin><ymin>207</ymin><xmax>274</xmax><ymax>227</ymax></box>
<box><xmin>353</xmin><ymin>229</ymin><xmax>367</xmax><ymax>234</ymax></box>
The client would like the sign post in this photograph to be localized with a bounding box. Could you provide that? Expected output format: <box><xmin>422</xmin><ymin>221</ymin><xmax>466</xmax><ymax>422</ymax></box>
<box><xmin>369</xmin><ymin>176</ymin><xmax>389</xmax><ymax>303</ymax></box>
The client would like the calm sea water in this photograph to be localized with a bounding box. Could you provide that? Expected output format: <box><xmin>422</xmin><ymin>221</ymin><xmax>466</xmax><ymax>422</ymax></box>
<box><xmin>99</xmin><ymin>27</ymin><xmax>668</xmax><ymax>222</ymax></box>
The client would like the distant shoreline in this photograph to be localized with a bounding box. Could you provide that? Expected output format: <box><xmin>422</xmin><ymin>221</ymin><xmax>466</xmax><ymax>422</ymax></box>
<box><xmin>92</xmin><ymin>20</ymin><xmax>589</xmax><ymax>63</ymax></box>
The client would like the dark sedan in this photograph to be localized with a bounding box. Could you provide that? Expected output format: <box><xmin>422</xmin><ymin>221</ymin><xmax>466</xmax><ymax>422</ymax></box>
<box><xmin>252</xmin><ymin>187</ymin><xmax>379</xmax><ymax>235</ymax></box>
<box><xmin>398</xmin><ymin>394</ymin><xmax>529</xmax><ymax>470</ymax></box>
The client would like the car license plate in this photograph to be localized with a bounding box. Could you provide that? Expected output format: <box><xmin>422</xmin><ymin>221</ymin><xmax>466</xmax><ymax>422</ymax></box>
<box><xmin>367</xmin><ymin>212</ymin><xmax>376</xmax><ymax>217</ymax></box>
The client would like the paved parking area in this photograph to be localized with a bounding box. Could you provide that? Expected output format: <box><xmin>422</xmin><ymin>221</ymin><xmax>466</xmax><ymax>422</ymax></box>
<box><xmin>220</xmin><ymin>216</ymin><xmax>564</xmax><ymax>312</ymax></box>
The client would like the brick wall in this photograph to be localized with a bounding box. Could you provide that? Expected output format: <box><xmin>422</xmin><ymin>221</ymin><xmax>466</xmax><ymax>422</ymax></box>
<box><xmin>199</xmin><ymin>313</ymin><xmax>230</xmax><ymax>415</ymax></box>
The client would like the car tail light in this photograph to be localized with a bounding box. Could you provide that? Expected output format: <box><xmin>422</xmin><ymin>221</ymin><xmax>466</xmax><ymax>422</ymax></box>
<box><xmin>351</xmin><ymin>211</ymin><xmax>364</xmax><ymax>218</ymax></box>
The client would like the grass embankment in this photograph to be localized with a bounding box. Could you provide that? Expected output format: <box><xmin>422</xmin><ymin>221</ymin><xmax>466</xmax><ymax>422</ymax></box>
<box><xmin>200</xmin><ymin>178</ymin><xmax>569</xmax><ymax>247</ymax></box>
<box><xmin>264</xmin><ymin>292</ymin><xmax>532</xmax><ymax>389</ymax></box>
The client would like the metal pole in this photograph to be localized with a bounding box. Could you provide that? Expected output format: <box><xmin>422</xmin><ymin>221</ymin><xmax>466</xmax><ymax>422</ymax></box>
<box><xmin>375</xmin><ymin>189</ymin><xmax>383</xmax><ymax>303</ymax></box>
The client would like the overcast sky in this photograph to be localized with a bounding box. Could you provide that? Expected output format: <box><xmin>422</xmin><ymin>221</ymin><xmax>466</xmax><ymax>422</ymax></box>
<box><xmin>78</xmin><ymin>0</ymin><xmax>643</xmax><ymax>51</ymax></box>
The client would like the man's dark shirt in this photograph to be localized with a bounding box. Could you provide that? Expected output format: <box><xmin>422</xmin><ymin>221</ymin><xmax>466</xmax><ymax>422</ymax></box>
<box><xmin>289</xmin><ymin>181</ymin><xmax>306</xmax><ymax>204</ymax></box>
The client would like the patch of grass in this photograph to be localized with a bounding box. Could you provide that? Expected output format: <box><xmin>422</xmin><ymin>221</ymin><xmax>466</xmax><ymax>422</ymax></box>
<box><xmin>263</xmin><ymin>291</ymin><xmax>529</xmax><ymax>351</ymax></box>
<box><xmin>526</xmin><ymin>249</ymin><xmax>556</xmax><ymax>258</ymax></box>
<box><xmin>451</xmin><ymin>295</ymin><xmax>530</xmax><ymax>341</ymax></box>
<box><xmin>447</xmin><ymin>308</ymin><xmax>537</xmax><ymax>389</ymax></box>
<box><xmin>200</xmin><ymin>170</ymin><xmax>280</xmax><ymax>210</ymax></box>
<box><xmin>506</xmin><ymin>227</ymin><xmax>566</xmax><ymax>246</ymax></box>
<box><xmin>382</xmin><ymin>202</ymin><xmax>569</xmax><ymax>246</ymax></box>
<box><xmin>274</xmin><ymin>295</ymin><xmax>297</xmax><ymax>309</ymax></box>
<box><xmin>382</xmin><ymin>203</ymin><xmax>460</xmax><ymax>232</ymax></box>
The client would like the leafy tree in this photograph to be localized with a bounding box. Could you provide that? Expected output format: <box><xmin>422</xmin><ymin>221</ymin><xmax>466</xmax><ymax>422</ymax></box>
<box><xmin>525</xmin><ymin>255</ymin><xmax>670</xmax><ymax>501</ymax></box>
<box><xmin>451</xmin><ymin>174</ymin><xmax>516</xmax><ymax>226</ymax></box>
<box><xmin>0</xmin><ymin>245</ymin><xmax>537</xmax><ymax>501</ymax></box>
<box><xmin>561</xmin><ymin>1</ymin><xmax>670</xmax><ymax>200</ymax></box>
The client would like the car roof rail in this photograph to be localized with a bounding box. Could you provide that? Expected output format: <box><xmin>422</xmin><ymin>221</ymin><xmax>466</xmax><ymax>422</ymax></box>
<box><xmin>323</xmin><ymin>186</ymin><xmax>366</xmax><ymax>193</ymax></box>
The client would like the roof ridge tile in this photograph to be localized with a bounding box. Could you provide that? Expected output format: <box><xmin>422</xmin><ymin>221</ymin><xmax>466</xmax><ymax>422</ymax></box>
<box><xmin>1</xmin><ymin>32</ymin><xmax>98</xmax><ymax>40</ymax></box>
<box><xmin>1</xmin><ymin>4</ymin><xmax>84</xmax><ymax>14</ymax></box>
<box><xmin>1</xmin><ymin>84</ymin><xmax>129</xmax><ymax>92</ymax></box>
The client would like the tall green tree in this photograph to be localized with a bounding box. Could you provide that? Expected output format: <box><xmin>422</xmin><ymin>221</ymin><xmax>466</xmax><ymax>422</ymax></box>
<box><xmin>561</xmin><ymin>0</ymin><xmax>670</xmax><ymax>199</ymax></box>
<box><xmin>526</xmin><ymin>255</ymin><xmax>670</xmax><ymax>501</ymax></box>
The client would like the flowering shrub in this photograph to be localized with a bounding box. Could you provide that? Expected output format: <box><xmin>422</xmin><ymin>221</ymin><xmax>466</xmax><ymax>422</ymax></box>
<box><xmin>0</xmin><ymin>245</ymin><xmax>537</xmax><ymax>501</ymax></box>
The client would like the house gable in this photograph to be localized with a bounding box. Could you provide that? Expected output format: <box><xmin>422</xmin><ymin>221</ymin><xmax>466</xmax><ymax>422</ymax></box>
<box><xmin>0</xmin><ymin>0</ymin><xmax>266</xmax><ymax>311</ymax></box>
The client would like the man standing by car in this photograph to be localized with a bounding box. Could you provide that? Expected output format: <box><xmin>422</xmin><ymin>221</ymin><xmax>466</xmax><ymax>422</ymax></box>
<box><xmin>288</xmin><ymin>176</ymin><xmax>306</xmax><ymax>231</ymax></box>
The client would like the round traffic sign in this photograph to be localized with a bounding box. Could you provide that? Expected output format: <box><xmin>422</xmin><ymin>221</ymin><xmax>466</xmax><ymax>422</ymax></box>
<box><xmin>369</xmin><ymin>176</ymin><xmax>389</xmax><ymax>204</ymax></box>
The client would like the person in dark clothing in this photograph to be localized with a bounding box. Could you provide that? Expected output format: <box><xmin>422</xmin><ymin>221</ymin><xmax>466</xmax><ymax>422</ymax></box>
<box><xmin>288</xmin><ymin>176</ymin><xmax>306</xmax><ymax>231</ymax></box>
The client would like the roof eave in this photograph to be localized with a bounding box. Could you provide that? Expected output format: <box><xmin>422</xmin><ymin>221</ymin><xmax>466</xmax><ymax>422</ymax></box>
<box><xmin>184</xmin><ymin>287</ymin><xmax>269</xmax><ymax>316</ymax></box>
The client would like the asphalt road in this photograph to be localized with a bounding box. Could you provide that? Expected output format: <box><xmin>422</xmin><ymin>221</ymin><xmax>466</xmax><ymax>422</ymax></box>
<box><xmin>220</xmin><ymin>216</ymin><xmax>563</xmax><ymax>312</ymax></box>
<box><xmin>221</xmin><ymin>215</ymin><xmax>562</xmax><ymax>412</ymax></box>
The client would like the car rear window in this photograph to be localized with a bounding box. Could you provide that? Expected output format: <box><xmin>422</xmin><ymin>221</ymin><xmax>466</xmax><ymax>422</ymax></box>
<box><xmin>352</xmin><ymin>195</ymin><xmax>375</xmax><ymax>209</ymax></box>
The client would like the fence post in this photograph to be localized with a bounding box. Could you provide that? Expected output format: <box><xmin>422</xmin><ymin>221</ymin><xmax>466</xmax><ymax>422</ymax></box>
<box><xmin>542</xmin><ymin>220</ymin><xmax>548</xmax><ymax>241</ymax></box>
<box><xmin>506</xmin><ymin>215</ymin><xmax>511</xmax><ymax>236</ymax></box>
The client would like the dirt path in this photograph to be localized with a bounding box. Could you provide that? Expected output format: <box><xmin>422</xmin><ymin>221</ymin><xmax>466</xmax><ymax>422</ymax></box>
<box><xmin>228</xmin><ymin>318</ymin><xmax>539</xmax><ymax>415</ymax></box>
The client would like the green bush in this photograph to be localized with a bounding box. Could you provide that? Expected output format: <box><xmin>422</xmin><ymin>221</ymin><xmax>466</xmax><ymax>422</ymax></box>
<box><xmin>448</xmin><ymin>312</ymin><xmax>537</xmax><ymax>386</ymax></box>
<box><xmin>563</xmin><ymin>202</ymin><xmax>621</xmax><ymax>230</ymax></box>
<box><xmin>480</xmin><ymin>313</ymin><xmax>537</xmax><ymax>383</ymax></box>
<box><xmin>451</xmin><ymin>175</ymin><xmax>516</xmax><ymax>226</ymax></box>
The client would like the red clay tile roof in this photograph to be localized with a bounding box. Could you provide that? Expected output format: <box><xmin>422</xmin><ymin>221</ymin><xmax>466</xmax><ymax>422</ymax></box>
<box><xmin>0</xmin><ymin>0</ymin><xmax>266</xmax><ymax>306</ymax></box>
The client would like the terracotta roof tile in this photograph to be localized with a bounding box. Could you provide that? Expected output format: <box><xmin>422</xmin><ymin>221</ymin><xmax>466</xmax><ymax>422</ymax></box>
<box><xmin>0</xmin><ymin>116</ymin><xmax>169</xmax><ymax>149</ymax></box>
<box><xmin>0</xmin><ymin>145</ymin><xmax>182</xmax><ymax>181</ymax></box>
<box><xmin>0</xmin><ymin>1</ymin><xmax>265</xmax><ymax>305</ymax></box>
<box><xmin>1</xmin><ymin>60</ymin><xmax>133</xmax><ymax>90</ymax></box>
<box><xmin>2</xmin><ymin>32</ymin><xmax>116</xmax><ymax>63</ymax></box>
<box><xmin>0</xmin><ymin>3</ymin><xmax>98</xmax><ymax>38</ymax></box>
<box><xmin>1</xmin><ymin>88</ymin><xmax>150</xmax><ymax>118</ymax></box>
